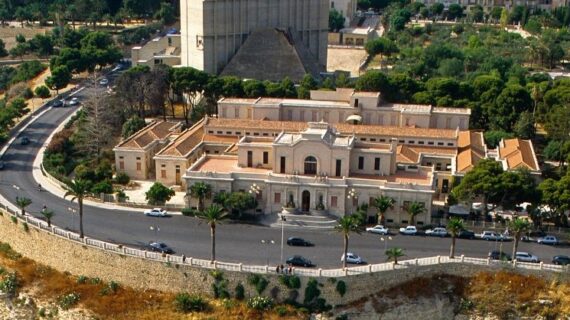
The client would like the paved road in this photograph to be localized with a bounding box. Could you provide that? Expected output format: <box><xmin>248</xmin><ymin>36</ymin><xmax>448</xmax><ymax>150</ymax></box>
<box><xmin>0</xmin><ymin>76</ymin><xmax>568</xmax><ymax>269</ymax></box>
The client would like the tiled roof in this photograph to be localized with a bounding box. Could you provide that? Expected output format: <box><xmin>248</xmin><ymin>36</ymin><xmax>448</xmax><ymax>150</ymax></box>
<box><xmin>397</xmin><ymin>145</ymin><xmax>457</xmax><ymax>163</ymax></box>
<box><xmin>156</xmin><ymin>120</ymin><xmax>206</xmax><ymax>157</ymax></box>
<box><xmin>205</xmin><ymin>118</ymin><xmax>458</xmax><ymax>139</ymax></box>
<box><xmin>456</xmin><ymin>131</ymin><xmax>486</xmax><ymax>173</ymax></box>
<box><xmin>116</xmin><ymin>121</ymin><xmax>180</xmax><ymax>149</ymax></box>
<box><xmin>498</xmin><ymin>138</ymin><xmax>539</xmax><ymax>171</ymax></box>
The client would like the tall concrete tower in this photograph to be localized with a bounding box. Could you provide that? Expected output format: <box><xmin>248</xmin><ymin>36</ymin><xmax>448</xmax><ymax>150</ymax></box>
<box><xmin>180</xmin><ymin>0</ymin><xmax>329</xmax><ymax>78</ymax></box>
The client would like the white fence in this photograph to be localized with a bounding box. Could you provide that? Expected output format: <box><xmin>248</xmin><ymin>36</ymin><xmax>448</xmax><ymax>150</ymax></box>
<box><xmin>2</xmin><ymin>204</ymin><xmax>569</xmax><ymax>278</ymax></box>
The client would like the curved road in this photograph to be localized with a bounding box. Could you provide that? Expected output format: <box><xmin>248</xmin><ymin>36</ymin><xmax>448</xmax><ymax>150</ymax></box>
<box><xmin>0</xmin><ymin>80</ymin><xmax>568</xmax><ymax>268</ymax></box>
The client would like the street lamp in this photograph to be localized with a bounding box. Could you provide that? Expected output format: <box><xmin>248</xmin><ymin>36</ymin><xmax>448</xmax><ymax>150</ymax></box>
<box><xmin>261</xmin><ymin>239</ymin><xmax>275</xmax><ymax>266</ymax></box>
<box><xmin>279</xmin><ymin>214</ymin><xmax>287</xmax><ymax>262</ymax></box>
<box><xmin>150</xmin><ymin>225</ymin><xmax>160</xmax><ymax>242</ymax></box>
<box><xmin>68</xmin><ymin>207</ymin><xmax>77</xmax><ymax>231</ymax></box>
<box><xmin>347</xmin><ymin>188</ymin><xmax>358</xmax><ymax>215</ymax></box>
<box><xmin>249</xmin><ymin>183</ymin><xmax>262</xmax><ymax>196</ymax></box>
<box><xmin>380</xmin><ymin>236</ymin><xmax>393</xmax><ymax>253</ymax></box>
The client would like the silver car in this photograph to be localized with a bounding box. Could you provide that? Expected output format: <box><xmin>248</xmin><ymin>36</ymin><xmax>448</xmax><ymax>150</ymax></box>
<box><xmin>341</xmin><ymin>252</ymin><xmax>365</xmax><ymax>264</ymax></box>
<box><xmin>515</xmin><ymin>252</ymin><xmax>540</xmax><ymax>263</ymax></box>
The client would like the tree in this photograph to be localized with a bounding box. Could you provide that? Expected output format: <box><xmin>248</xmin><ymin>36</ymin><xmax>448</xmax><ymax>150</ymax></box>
<box><xmin>335</xmin><ymin>215</ymin><xmax>361</xmax><ymax>269</ymax></box>
<box><xmin>484</xmin><ymin>130</ymin><xmax>514</xmax><ymax>148</ymax></box>
<box><xmin>493</xmin><ymin>84</ymin><xmax>532</xmax><ymax>131</ymax></box>
<box><xmin>63</xmin><ymin>179</ymin><xmax>91</xmax><ymax>238</ymax></box>
<box><xmin>226</xmin><ymin>192</ymin><xmax>257</xmax><ymax>218</ymax></box>
<box><xmin>170</xmin><ymin>67</ymin><xmax>209</xmax><ymax>125</ymax></box>
<box><xmin>513</xmin><ymin>111</ymin><xmax>535</xmax><ymax>139</ymax></box>
<box><xmin>298</xmin><ymin>74</ymin><xmax>318</xmax><ymax>99</ymax></box>
<box><xmin>145</xmin><ymin>182</ymin><xmax>175</xmax><ymax>205</ymax></box>
<box><xmin>50</xmin><ymin>48</ymin><xmax>86</xmax><ymax>74</ymax></box>
<box><xmin>510</xmin><ymin>218</ymin><xmax>531</xmax><ymax>260</ymax></box>
<box><xmin>243</xmin><ymin>80</ymin><xmax>266</xmax><ymax>98</ymax></box>
<box><xmin>34</xmin><ymin>85</ymin><xmax>51</xmax><ymax>99</ymax></box>
<box><xmin>365</xmin><ymin>37</ymin><xmax>398</xmax><ymax>67</ymax></box>
<box><xmin>73</xmin><ymin>96</ymin><xmax>113</xmax><ymax>158</ymax></box>
<box><xmin>405</xmin><ymin>202</ymin><xmax>426</xmax><ymax>225</ymax></box>
<box><xmin>41</xmin><ymin>208</ymin><xmax>55</xmax><ymax>227</ymax></box>
<box><xmin>190</xmin><ymin>182</ymin><xmax>212</xmax><ymax>212</ymax></box>
<box><xmin>447</xmin><ymin>4</ymin><xmax>463</xmax><ymax>20</ymax></box>
<box><xmin>15</xmin><ymin>197</ymin><xmax>32</xmax><ymax>216</ymax></box>
<box><xmin>79</xmin><ymin>31</ymin><xmax>122</xmax><ymax>72</ymax></box>
<box><xmin>385</xmin><ymin>247</ymin><xmax>405</xmax><ymax>264</ymax></box>
<box><xmin>196</xmin><ymin>204</ymin><xmax>229</xmax><ymax>262</ymax></box>
<box><xmin>500</xmin><ymin>8</ymin><xmax>509</xmax><ymax>27</ymax></box>
<box><xmin>0</xmin><ymin>39</ymin><xmax>7</xmax><ymax>58</ymax></box>
<box><xmin>430</xmin><ymin>3</ymin><xmax>444</xmax><ymax>16</ymax></box>
<box><xmin>447</xmin><ymin>218</ymin><xmax>465</xmax><ymax>258</ymax></box>
<box><xmin>355</xmin><ymin>70</ymin><xmax>388</xmax><ymax>92</ymax></box>
<box><xmin>373</xmin><ymin>195</ymin><xmax>395</xmax><ymax>225</ymax></box>
<box><xmin>490</xmin><ymin>7</ymin><xmax>503</xmax><ymax>21</ymax></box>
<box><xmin>121</xmin><ymin>116</ymin><xmax>146</xmax><ymax>139</ymax></box>
<box><xmin>538</xmin><ymin>172</ymin><xmax>570</xmax><ymax>227</ymax></box>
<box><xmin>154</xmin><ymin>2</ymin><xmax>175</xmax><ymax>25</ymax></box>
<box><xmin>45</xmin><ymin>66</ymin><xmax>72</xmax><ymax>95</ymax></box>
<box><xmin>329</xmin><ymin>9</ymin><xmax>345</xmax><ymax>32</ymax></box>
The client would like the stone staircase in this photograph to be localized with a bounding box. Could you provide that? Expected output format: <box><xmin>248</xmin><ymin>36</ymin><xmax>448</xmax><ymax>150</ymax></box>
<box><xmin>267</xmin><ymin>212</ymin><xmax>339</xmax><ymax>230</ymax></box>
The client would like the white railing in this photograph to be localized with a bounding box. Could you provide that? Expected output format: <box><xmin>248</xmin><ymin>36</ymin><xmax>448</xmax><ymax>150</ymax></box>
<box><xmin>5</xmin><ymin>208</ymin><xmax>569</xmax><ymax>278</ymax></box>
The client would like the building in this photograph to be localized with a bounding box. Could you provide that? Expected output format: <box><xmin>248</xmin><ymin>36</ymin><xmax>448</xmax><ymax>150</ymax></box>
<box><xmin>218</xmin><ymin>88</ymin><xmax>471</xmax><ymax>130</ymax></box>
<box><xmin>180</xmin><ymin>0</ymin><xmax>329</xmax><ymax>79</ymax></box>
<box><xmin>132</xmin><ymin>34</ymin><xmax>181</xmax><ymax>68</ymax></box>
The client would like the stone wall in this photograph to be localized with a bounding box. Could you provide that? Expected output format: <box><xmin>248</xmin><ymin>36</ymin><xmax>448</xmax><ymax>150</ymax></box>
<box><xmin>0</xmin><ymin>211</ymin><xmax>564</xmax><ymax>307</ymax></box>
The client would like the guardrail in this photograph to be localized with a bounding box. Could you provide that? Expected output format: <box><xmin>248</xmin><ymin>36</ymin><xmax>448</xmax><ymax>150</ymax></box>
<box><xmin>1</xmin><ymin>201</ymin><xmax>568</xmax><ymax>278</ymax></box>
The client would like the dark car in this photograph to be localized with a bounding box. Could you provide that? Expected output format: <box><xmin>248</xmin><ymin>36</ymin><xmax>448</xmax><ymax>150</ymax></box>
<box><xmin>0</xmin><ymin>161</ymin><xmax>4</xmax><ymax>170</ymax></box>
<box><xmin>488</xmin><ymin>250</ymin><xmax>511</xmax><ymax>261</ymax></box>
<box><xmin>19</xmin><ymin>137</ymin><xmax>30</xmax><ymax>145</ymax></box>
<box><xmin>458</xmin><ymin>230</ymin><xmax>475</xmax><ymax>239</ymax></box>
<box><xmin>286</xmin><ymin>255</ymin><xmax>315</xmax><ymax>267</ymax></box>
<box><xmin>51</xmin><ymin>100</ymin><xmax>64</xmax><ymax>108</ymax></box>
<box><xmin>148</xmin><ymin>242</ymin><xmax>174</xmax><ymax>254</ymax></box>
<box><xmin>552</xmin><ymin>255</ymin><xmax>570</xmax><ymax>265</ymax></box>
<box><xmin>286</xmin><ymin>237</ymin><xmax>313</xmax><ymax>247</ymax></box>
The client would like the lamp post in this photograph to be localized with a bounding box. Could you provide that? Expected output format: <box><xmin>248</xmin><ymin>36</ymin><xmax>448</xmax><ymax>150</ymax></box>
<box><xmin>380</xmin><ymin>236</ymin><xmax>393</xmax><ymax>253</ymax></box>
<box><xmin>261</xmin><ymin>239</ymin><xmax>275</xmax><ymax>266</ymax></box>
<box><xmin>68</xmin><ymin>207</ymin><xmax>77</xmax><ymax>231</ymax></box>
<box><xmin>150</xmin><ymin>225</ymin><xmax>160</xmax><ymax>242</ymax></box>
<box><xmin>249</xmin><ymin>183</ymin><xmax>262</xmax><ymax>197</ymax></box>
<box><xmin>280</xmin><ymin>214</ymin><xmax>287</xmax><ymax>262</ymax></box>
<box><xmin>347</xmin><ymin>188</ymin><xmax>358</xmax><ymax>215</ymax></box>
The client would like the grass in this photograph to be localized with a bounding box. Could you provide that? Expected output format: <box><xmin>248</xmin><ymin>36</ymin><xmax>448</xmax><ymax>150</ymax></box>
<box><xmin>0</xmin><ymin>241</ymin><xmax>307</xmax><ymax>319</ymax></box>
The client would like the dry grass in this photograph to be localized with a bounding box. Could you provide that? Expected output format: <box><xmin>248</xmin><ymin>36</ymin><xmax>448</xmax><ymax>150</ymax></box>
<box><xmin>0</xmin><ymin>25</ymin><xmax>50</xmax><ymax>51</ymax></box>
<box><xmin>0</xmin><ymin>243</ymin><xmax>306</xmax><ymax>320</ymax></box>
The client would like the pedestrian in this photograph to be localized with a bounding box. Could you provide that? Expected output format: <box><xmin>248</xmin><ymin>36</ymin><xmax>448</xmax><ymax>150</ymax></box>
<box><xmin>288</xmin><ymin>266</ymin><xmax>293</xmax><ymax>274</ymax></box>
<box><xmin>275</xmin><ymin>265</ymin><xmax>280</xmax><ymax>273</ymax></box>
<box><xmin>280</xmin><ymin>264</ymin><xmax>285</xmax><ymax>274</ymax></box>
<box><xmin>182</xmin><ymin>254</ymin><xmax>186</xmax><ymax>263</ymax></box>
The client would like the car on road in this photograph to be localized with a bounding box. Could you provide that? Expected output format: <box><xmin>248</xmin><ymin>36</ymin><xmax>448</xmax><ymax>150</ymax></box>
<box><xmin>69</xmin><ymin>97</ymin><xmax>80</xmax><ymax>106</ymax></box>
<box><xmin>515</xmin><ymin>252</ymin><xmax>540</xmax><ymax>263</ymax></box>
<box><xmin>521</xmin><ymin>230</ymin><xmax>547</xmax><ymax>242</ymax></box>
<box><xmin>478</xmin><ymin>231</ymin><xmax>511</xmax><ymax>241</ymax></box>
<box><xmin>144</xmin><ymin>208</ymin><xmax>168</xmax><ymax>217</ymax></box>
<box><xmin>537</xmin><ymin>235</ymin><xmax>559</xmax><ymax>245</ymax></box>
<box><xmin>51</xmin><ymin>100</ymin><xmax>64</xmax><ymax>108</ymax></box>
<box><xmin>552</xmin><ymin>255</ymin><xmax>570</xmax><ymax>265</ymax></box>
<box><xmin>286</xmin><ymin>237</ymin><xmax>313</xmax><ymax>246</ymax></box>
<box><xmin>489</xmin><ymin>250</ymin><xmax>511</xmax><ymax>261</ymax></box>
<box><xmin>366</xmin><ymin>225</ymin><xmax>389</xmax><ymax>235</ymax></box>
<box><xmin>147</xmin><ymin>242</ymin><xmax>174</xmax><ymax>254</ymax></box>
<box><xmin>286</xmin><ymin>255</ymin><xmax>315</xmax><ymax>267</ymax></box>
<box><xmin>99</xmin><ymin>78</ymin><xmax>109</xmax><ymax>86</ymax></box>
<box><xmin>425</xmin><ymin>227</ymin><xmax>449</xmax><ymax>237</ymax></box>
<box><xmin>458</xmin><ymin>230</ymin><xmax>476</xmax><ymax>239</ymax></box>
<box><xmin>19</xmin><ymin>136</ymin><xmax>30</xmax><ymax>145</ymax></box>
<box><xmin>341</xmin><ymin>252</ymin><xmax>365</xmax><ymax>264</ymax></box>
<box><xmin>399</xmin><ymin>226</ymin><xmax>417</xmax><ymax>235</ymax></box>
<box><xmin>0</xmin><ymin>160</ymin><xmax>4</xmax><ymax>170</ymax></box>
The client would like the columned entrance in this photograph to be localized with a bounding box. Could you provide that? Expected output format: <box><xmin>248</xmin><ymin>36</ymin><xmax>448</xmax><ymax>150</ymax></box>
<box><xmin>301</xmin><ymin>190</ymin><xmax>310</xmax><ymax>212</ymax></box>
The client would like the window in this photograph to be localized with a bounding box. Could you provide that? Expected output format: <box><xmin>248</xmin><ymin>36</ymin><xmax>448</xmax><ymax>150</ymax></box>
<box><xmin>459</xmin><ymin>119</ymin><xmax>466</xmax><ymax>128</ymax></box>
<box><xmin>312</xmin><ymin>111</ymin><xmax>317</xmax><ymax>121</ymax></box>
<box><xmin>287</xmin><ymin>110</ymin><xmax>293</xmax><ymax>120</ymax></box>
<box><xmin>324</xmin><ymin>111</ymin><xmax>329</xmax><ymax>122</ymax></box>
<box><xmin>274</xmin><ymin>192</ymin><xmax>281</xmax><ymax>204</ymax></box>
<box><xmin>208</xmin><ymin>130</ymin><xmax>214</xmax><ymax>134</ymax></box>
<box><xmin>119</xmin><ymin>161</ymin><xmax>124</xmax><ymax>170</ymax></box>
<box><xmin>437</xmin><ymin>142</ymin><xmax>444</xmax><ymax>146</ymax></box>
<box><xmin>370</xmin><ymin>138</ymin><xmax>376</xmax><ymax>142</ymax></box>
<box><xmin>436</xmin><ymin>163</ymin><xmax>442</xmax><ymax>170</ymax></box>
<box><xmin>399</xmin><ymin>140</ymin><xmax>405</xmax><ymax>143</ymax></box>
<box><xmin>426</xmin><ymin>162</ymin><xmax>432</xmax><ymax>166</ymax></box>
<box><xmin>280</xmin><ymin>157</ymin><xmax>286</xmax><ymax>173</ymax></box>
<box><xmin>380</xmin><ymin>139</ymin><xmax>386</xmax><ymax>142</ymax></box>
<box><xmin>262</xmin><ymin>133</ymin><xmax>268</xmax><ymax>136</ymax></box>
<box><xmin>263</xmin><ymin>152</ymin><xmax>268</xmax><ymax>164</ymax></box>
<box><xmin>403</xmin><ymin>201</ymin><xmax>411</xmax><ymax>209</ymax></box>
<box><xmin>418</xmin><ymin>141</ymin><xmax>424</xmax><ymax>145</ymax></box>
<box><xmin>331</xmin><ymin>196</ymin><xmax>338</xmax><ymax>208</ymax></box>
<box><xmin>221</xmin><ymin>108</ymin><xmax>226</xmax><ymax>118</ymax></box>
<box><xmin>136</xmin><ymin>157</ymin><xmax>141</xmax><ymax>160</ymax></box>
<box><xmin>253</xmin><ymin>132</ymin><xmax>259</xmax><ymax>136</ymax></box>
<box><xmin>358</xmin><ymin>156</ymin><xmax>364</xmax><ymax>170</ymax></box>
<box><xmin>234</xmin><ymin>108</ymin><xmax>239</xmax><ymax>118</ymax></box>
<box><xmin>409</xmin><ymin>141</ymin><xmax>415</xmax><ymax>144</ymax></box>
<box><xmin>374</xmin><ymin>158</ymin><xmax>381</xmax><ymax>171</ymax></box>
<box><xmin>378</xmin><ymin>115</ymin><xmax>384</xmax><ymax>125</ymax></box>
<box><xmin>360</xmin><ymin>138</ymin><xmax>366</xmax><ymax>141</ymax></box>
<box><xmin>119</xmin><ymin>156</ymin><xmax>124</xmax><ymax>159</ymax></box>
<box><xmin>369</xmin><ymin>197</ymin><xmax>375</xmax><ymax>206</ymax></box>
<box><xmin>226</xmin><ymin>131</ymin><xmax>232</xmax><ymax>134</ymax></box>
<box><xmin>247</xmin><ymin>151</ymin><xmax>253</xmax><ymax>167</ymax></box>
<box><xmin>304</xmin><ymin>156</ymin><xmax>317</xmax><ymax>175</ymax></box>
<box><xmin>446</xmin><ymin>117</ymin><xmax>451</xmax><ymax>128</ymax></box>
<box><xmin>136</xmin><ymin>162</ymin><xmax>141</xmax><ymax>171</ymax></box>
<box><xmin>335</xmin><ymin>159</ymin><xmax>342</xmax><ymax>177</ymax></box>
<box><xmin>217</xmin><ymin>131</ymin><xmax>223</xmax><ymax>134</ymax></box>
<box><xmin>161</xmin><ymin>170</ymin><xmax>166</xmax><ymax>178</ymax></box>
<box><xmin>235</xmin><ymin>132</ymin><xmax>241</xmax><ymax>135</ymax></box>
<box><xmin>300</xmin><ymin>110</ymin><xmax>305</xmax><ymax>121</ymax></box>
<box><xmin>428</xmin><ymin>141</ymin><xmax>434</xmax><ymax>145</ymax></box>
<box><xmin>331</xmin><ymin>1</ymin><xmax>335</xmax><ymax>8</ymax></box>
<box><xmin>447</xmin><ymin>143</ymin><xmax>454</xmax><ymax>146</ymax></box>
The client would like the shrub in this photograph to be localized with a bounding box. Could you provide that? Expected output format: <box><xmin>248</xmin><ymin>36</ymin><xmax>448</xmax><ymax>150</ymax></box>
<box><xmin>22</xmin><ymin>87</ymin><xmax>33</xmax><ymax>99</ymax></box>
<box><xmin>279</xmin><ymin>275</ymin><xmax>301</xmax><ymax>289</ymax></box>
<box><xmin>11</xmin><ymin>216</ymin><xmax>17</xmax><ymax>224</ymax></box>
<box><xmin>174</xmin><ymin>293</ymin><xmax>208</xmax><ymax>313</ymax></box>
<box><xmin>34</xmin><ymin>85</ymin><xmax>51</xmax><ymax>98</ymax></box>
<box><xmin>246</xmin><ymin>296</ymin><xmax>273</xmax><ymax>311</ymax></box>
<box><xmin>76</xmin><ymin>275</ymin><xmax>88</xmax><ymax>284</ymax></box>
<box><xmin>276</xmin><ymin>305</ymin><xmax>288</xmax><ymax>316</ymax></box>
<box><xmin>0</xmin><ymin>272</ymin><xmax>19</xmax><ymax>297</ymax></box>
<box><xmin>145</xmin><ymin>182</ymin><xmax>175</xmax><ymax>205</ymax></box>
<box><xmin>91</xmin><ymin>180</ymin><xmax>113</xmax><ymax>194</ymax></box>
<box><xmin>0</xmin><ymin>243</ymin><xmax>22</xmax><ymax>260</ymax></box>
<box><xmin>181</xmin><ymin>208</ymin><xmax>197</xmax><ymax>216</ymax></box>
<box><xmin>235</xmin><ymin>283</ymin><xmax>245</xmax><ymax>300</ymax></box>
<box><xmin>58</xmin><ymin>292</ymin><xmax>80</xmax><ymax>310</ymax></box>
<box><xmin>114</xmin><ymin>172</ymin><xmax>130</xmax><ymax>185</ymax></box>
<box><xmin>336</xmin><ymin>280</ymin><xmax>347</xmax><ymax>297</ymax></box>
<box><xmin>22</xmin><ymin>222</ymin><xmax>29</xmax><ymax>232</ymax></box>
<box><xmin>90</xmin><ymin>277</ymin><xmax>101</xmax><ymax>285</ymax></box>
<box><xmin>248</xmin><ymin>274</ymin><xmax>269</xmax><ymax>295</ymax></box>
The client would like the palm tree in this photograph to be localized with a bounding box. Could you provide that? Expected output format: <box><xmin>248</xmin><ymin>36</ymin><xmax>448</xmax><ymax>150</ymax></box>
<box><xmin>385</xmin><ymin>247</ymin><xmax>405</xmax><ymax>264</ymax></box>
<box><xmin>196</xmin><ymin>204</ymin><xmax>229</xmax><ymax>262</ymax></box>
<box><xmin>41</xmin><ymin>209</ymin><xmax>55</xmax><ymax>227</ymax></box>
<box><xmin>405</xmin><ymin>202</ymin><xmax>426</xmax><ymax>225</ymax></box>
<box><xmin>373</xmin><ymin>195</ymin><xmax>395</xmax><ymax>225</ymax></box>
<box><xmin>190</xmin><ymin>182</ymin><xmax>212</xmax><ymax>212</ymax></box>
<box><xmin>335</xmin><ymin>215</ymin><xmax>362</xmax><ymax>269</ymax></box>
<box><xmin>63</xmin><ymin>179</ymin><xmax>91</xmax><ymax>238</ymax></box>
<box><xmin>447</xmin><ymin>217</ymin><xmax>465</xmax><ymax>258</ymax></box>
<box><xmin>510</xmin><ymin>218</ymin><xmax>531</xmax><ymax>261</ymax></box>
<box><xmin>15</xmin><ymin>197</ymin><xmax>32</xmax><ymax>216</ymax></box>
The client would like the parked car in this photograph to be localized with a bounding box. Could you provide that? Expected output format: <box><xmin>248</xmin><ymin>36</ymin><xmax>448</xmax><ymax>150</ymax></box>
<box><xmin>425</xmin><ymin>227</ymin><xmax>449</xmax><ymax>237</ymax></box>
<box><xmin>144</xmin><ymin>208</ymin><xmax>168</xmax><ymax>217</ymax></box>
<box><xmin>69</xmin><ymin>97</ymin><xmax>80</xmax><ymax>106</ymax></box>
<box><xmin>286</xmin><ymin>237</ymin><xmax>313</xmax><ymax>246</ymax></box>
<box><xmin>537</xmin><ymin>235</ymin><xmax>559</xmax><ymax>245</ymax></box>
<box><xmin>521</xmin><ymin>230</ymin><xmax>547</xmax><ymax>242</ymax></box>
<box><xmin>341</xmin><ymin>252</ymin><xmax>365</xmax><ymax>264</ymax></box>
<box><xmin>99</xmin><ymin>78</ymin><xmax>109</xmax><ymax>86</ymax></box>
<box><xmin>477</xmin><ymin>231</ymin><xmax>511</xmax><ymax>241</ymax></box>
<box><xmin>51</xmin><ymin>99</ymin><xmax>64</xmax><ymax>108</ymax></box>
<box><xmin>19</xmin><ymin>136</ymin><xmax>30</xmax><ymax>145</ymax></box>
<box><xmin>552</xmin><ymin>255</ymin><xmax>570</xmax><ymax>265</ymax></box>
<box><xmin>148</xmin><ymin>242</ymin><xmax>174</xmax><ymax>254</ymax></box>
<box><xmin>515</xmin><ymin>252</ymin><xmax>540</xmax><ymax>263</ymax></box>
<box><xmin>399</xmin><ymin>226</ymin><xmax>418</xmax><ymax>235</ymax></box>
<box><xmin>489</xmin><ymin>250</ymin><xmax>511</xmax><ymax>261</ymax></box>
<box><xmin>458</xmin><ymin>230</ymin><xmax>476</xmax><ymax>239</ymax></box>
<box><xmin>286</xmin><ymin>255</ymin><xmax>315</xmax><ymax>267</ymax></box>
<box><xmin>366</xmin><ymin>225</ymin><xmax>389</xmax><ymax>235</ymax></box>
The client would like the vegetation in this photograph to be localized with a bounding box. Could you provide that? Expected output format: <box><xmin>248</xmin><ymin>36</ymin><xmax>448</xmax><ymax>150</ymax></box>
<box><xmin>145</xmin><ymin>182</ymin><xmax>175</xmax><ymax>205</ymax></box>
<box><xmin>372</xmin><ymin>195</ymin><xmax>395</xmax><ymax>225</ymax></box>
<box><xmin>190</xmin><ymin>182</ymin><xmax>212</xmax><ymax>212</ymax></box>
<box><xmin>173</xmin><ymin>293</ymin><xmax>208</xmax><ymax>313</ymax></box>
<box><xmin>196</xmin><ymin>204</ymin><xmax>229</xmax><ymax>262</ymax></box>
<box><xmin>41</xmin><ymin>208</ymin><xmax>55</xmax><ymax>227</ymax></box>
<box><xmin>335</xmin><ymin>215</ymin><xmax>362</xmax><ymax>269</ymax></box>
<box><xmin>248</xmin><ymin>274</ymin><xmax>269</xmax><ymax>295</ymax></box>
<box><xmin>405</xmin><ymin>202</ymin><xmax>425</xmax><ymax>225</ymax></box>
<box><xmin>246</xmin><ymin>296</ymin><xmax>273</xmax><ymax>311</ymax></box>
<box><xmin>15</xmin><ymin>197</ymin><xmax>32</xmax><ymax>216</ymax></box>
<box><xmin>447</xmin><ymin>218</ymin><xmax>465</xmax><ymax>258</ymax></box>
<box><xmin>510</xmin><ymin>218</ymin><xmax>531</xmax><ymax>260</ymax></box>
<box><xmin>385</xmin><ymin>247</ymin><xmax>405</xmax><ymax>264</ymax></box>
<box><xmin>62</xmin><ymin>179</ymin><xmax>90</xmax><ymax>238</ymax></box>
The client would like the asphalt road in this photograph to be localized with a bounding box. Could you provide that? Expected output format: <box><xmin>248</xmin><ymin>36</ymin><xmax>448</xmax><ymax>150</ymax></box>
<box><xmin>0</xmin><ymin>74</ymin><xmax>568</xmax><ymax>269</ymax></box>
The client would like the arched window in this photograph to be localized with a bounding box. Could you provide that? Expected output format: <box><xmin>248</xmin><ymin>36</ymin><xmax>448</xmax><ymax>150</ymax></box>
<box><xmin>304</xmin><ymin>156</ymin><xmax>317</xmax><ymax>175</ymax></box>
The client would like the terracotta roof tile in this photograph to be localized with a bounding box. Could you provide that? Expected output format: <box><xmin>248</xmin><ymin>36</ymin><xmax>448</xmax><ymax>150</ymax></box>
<box><xmin>157</xmin><ymin>120</ymin><xmax>205</xmax><ymax>157</ymax></box>
<box><xmin>456</xmin><ymin>131</ymin><xmax>486</xmax><ymax>173</ymax></box>
<box><xmin>498</xmin><ymin>138</ymin><xmax>539</xmax><ymax>171</ymax></box>
<box><xmin>396</xmin><ymin>145</ymin><xmax>456</xmax><ymax>164</ymax></box>
<box><xmin>116</xmin><ymin>121</ymin><xmax>179</xmax><ymax>149</ymax></box>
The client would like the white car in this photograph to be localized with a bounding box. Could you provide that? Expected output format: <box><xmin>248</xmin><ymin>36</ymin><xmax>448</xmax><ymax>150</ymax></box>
<box><xmin>366</xmin><ymin>225</ymin><xmax>389</xmax><ymax>235</ymax></box>
<box><xmin>537</xmin><ymin>235</ymin><xmax>559</xmax><ymax>245</ymax></box>
<box><xmin>478</xmin><ymin>231</ymin><xmax>511</xmax><ymax>241</ymax></box>
<box><xmin>515</xmin><ymin>252</ymin><xmax>540</xmax><ymax>263</ymax></box>
<box><xmin>69</xmin><ymin>97</ymin><xmax>79</xmax><ymax>106</ymax></box>
<box><xmin>341</xmin><ymin>252</ymin><xmax>365</xmax><ymax>264</ymax></box>
<box><xmin>99</xmin><ymin>78</ymin><xmax>109</xmax><ymax>86</ymax></box>
<box><xmin>399</xmin><ymin>226</ymin><xmax>417</xmax><ymax>235</ymax></box>
<box><xmin>425</xmin><ymin>227</ymin><xmax>449</xmax><ymax>237</ymax></box>
<box><xmin>144</xmin><ymin>208</ymin><xmax>168</xmax><ymax>217</ymax></box>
